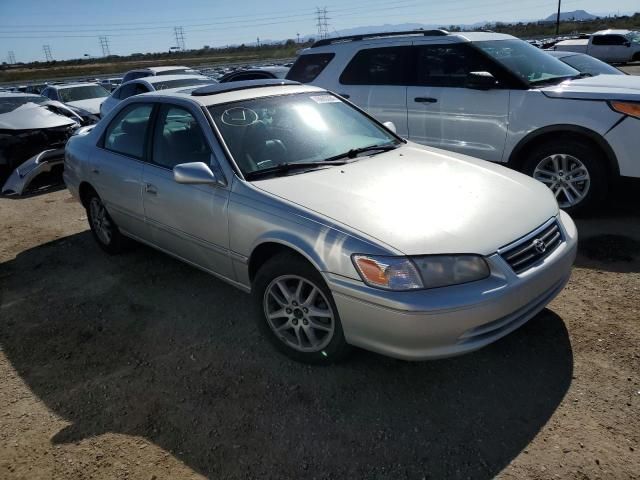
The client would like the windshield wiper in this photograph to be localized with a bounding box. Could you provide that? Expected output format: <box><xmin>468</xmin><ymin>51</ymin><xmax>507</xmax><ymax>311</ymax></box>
<box><xmin>323</xmin><ymin>143</ymin><xmax>399</xmax><ymax>162</ymax></box>
<box><xmin>530</xmin><ymin>75</ymin><xmax>577</xmax><ymax>86</ymax></box>
<box><xmin>244</xmin><ymin>160</ymin><xmax>349</xmax><ymax>180</ymax></box>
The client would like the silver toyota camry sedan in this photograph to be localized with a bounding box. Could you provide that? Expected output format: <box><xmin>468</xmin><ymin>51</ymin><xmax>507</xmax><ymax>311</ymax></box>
<box><xmin>64</xmin><ymin>79</ymin><xmax>577</xmax><ymax>364</ymax></box>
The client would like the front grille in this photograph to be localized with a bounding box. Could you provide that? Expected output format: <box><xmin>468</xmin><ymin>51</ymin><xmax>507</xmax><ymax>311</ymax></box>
<box><xmin>500</xmin><ymin>220</ymin><xmax>563</xmax><ymax>274</ymax></box>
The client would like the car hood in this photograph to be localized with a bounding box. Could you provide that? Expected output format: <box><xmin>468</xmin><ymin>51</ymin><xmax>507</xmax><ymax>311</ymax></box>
<box><xmin>0</xmin><ymin>103</ymin><xmax>78</xmax><ymax>130</ymax></box>
<box><xmin>540</xmin><ymin>74</ymin><xmax>640</xmax><ymax>101</ymax></box>
<box><xmin>65</xmin><ymin>98</ymin><xmax>103</xmax><ymax>115</ymax></box>
<box><xmin>253</xmin><ymin>144</ymin><xmax>559</xmax><ymax>256</ymax></box>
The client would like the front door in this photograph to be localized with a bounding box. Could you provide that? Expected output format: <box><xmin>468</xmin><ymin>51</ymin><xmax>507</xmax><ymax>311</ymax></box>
<box><xmin>141</xmin><ymin>103</ymin><xmax>233</xmax><ymax>279</ymax></box>
<box><xmin>406</xmin><ymin>42</ymin><xmax>510</xmax><ymax>162</ymax></box>
<box><xmin>92</xmin><ymin>102</ymin><xmax>154</xmax><ymax>237</ymax></box>
<box><xmin>331</xmin><ymin>43</ymin><xmax>410</xmax><ymax>137</ymax></box>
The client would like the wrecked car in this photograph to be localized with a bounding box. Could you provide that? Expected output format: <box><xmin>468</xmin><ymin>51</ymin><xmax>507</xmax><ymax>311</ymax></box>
<box><xmin>41</xmin><ymin>83</ymin><xmax>109</xmax><ymax>124</ymax></box>
<box><xmin>1</xmin><ymin>92</ymin><xmax>82</xmax><ymax>194</ymax></box>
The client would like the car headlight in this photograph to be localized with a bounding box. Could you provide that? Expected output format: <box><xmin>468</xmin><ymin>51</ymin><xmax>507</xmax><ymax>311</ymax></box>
<box><xmin>352</xmin><ymin>254</ymin><xmax>489</xmax><ymax>291</ymax></box>
<box><xmin>609</xmin><ymin>101</ymin><xmax>640</xmax><ymax>119</ymax></box>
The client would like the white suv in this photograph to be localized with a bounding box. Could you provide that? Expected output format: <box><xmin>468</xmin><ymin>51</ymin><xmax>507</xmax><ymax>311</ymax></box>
<box><xmin>287</xmin><ymin>30</ymin><xmax>640</xmax><ymax>213</ymax></box>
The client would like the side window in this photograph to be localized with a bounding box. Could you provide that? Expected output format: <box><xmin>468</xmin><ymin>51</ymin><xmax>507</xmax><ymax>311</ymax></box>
<box><xmin>151</xmin><ymin>105</ymin><xmax>210</xmax><ymax>170</ymax></box>
<box><xmin>117</xmin><ymin>83</ymin><xmax>136</xmax><ymax>100</ymax></box>
<box><xmin>286</xmin><ymin>53</ymin><xmax>335</xmax><ymax>83</ymax></box>
<box><xmin>135</xmin><ymin>83</ymin><xmax>150</xmax><ymax>95</ymax></box>
<box><xmin>340</xmin><ymin>47</ymin><xmax>409</xmax><ymax>85</ymax></box>
<box><xmin>41</xmin><ymin>87</ymin><xmax>52</xmax><ymax>99</ymax></box>
<box><xmin>103</xmin><ymin>103</ymin><xmax>154</xmax><ymax>159</ymax></box>
<box><xmin>413</xmin><ymin>44</ymin><xmax>498</xmax><ymax>88</ymax></box>
<box><xmin>593</xmin><ymin>35</ymin><xmax>626</xmax><ymax>46</ymax></box>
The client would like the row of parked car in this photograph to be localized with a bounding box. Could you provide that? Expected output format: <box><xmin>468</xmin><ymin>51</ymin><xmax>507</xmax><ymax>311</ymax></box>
<box><xmin>60</xmin><ymin>29</ymin><xmax>639</xmax><ymax>364</ymax></box>
<box><xmin>0</xmin><ymin>63</ymin><xmax>293</xmax><ymax>194</ymax></box>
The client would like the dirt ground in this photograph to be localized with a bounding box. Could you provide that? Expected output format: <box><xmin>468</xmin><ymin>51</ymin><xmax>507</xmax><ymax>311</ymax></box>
<box><xmin>0</xmin><ymin>177</ymin><xmax>638</xmax><ymax>480</ymax></box>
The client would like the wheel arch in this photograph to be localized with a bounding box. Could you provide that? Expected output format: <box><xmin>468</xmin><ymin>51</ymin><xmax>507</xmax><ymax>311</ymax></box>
<box><xmin>78</xmin><ymin>181</ymin><xmax>98</xmax><ymax>208</ymax></box>
<box><xmin>248</xmin><ymin>240</ymin><xmax>324</xmax><ymax>285</ymax></box>
<box><xmin>507</xmin><ymin>124</ymin><xmax>620</xmax><ymax>178</ymax></box>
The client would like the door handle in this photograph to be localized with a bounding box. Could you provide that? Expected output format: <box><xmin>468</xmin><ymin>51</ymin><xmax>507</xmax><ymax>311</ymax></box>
<box><xmin>338</xmin><ymin>93</ymin><xmax>350</xmax><ymax>99</ymax></box>
<box><xmin>414</xmin><ymin>97</ymin><xmax>438</xmax><ymax>103</ymax></box>
<box><xmin>145</xmin><ymin>183</ymin><xmax>158</xmax><ymax>195</ymax></box>
<box><xmin>92</xmin><ymin>168</ymin><xmax>100</xmax><ymax>174</ymax></box>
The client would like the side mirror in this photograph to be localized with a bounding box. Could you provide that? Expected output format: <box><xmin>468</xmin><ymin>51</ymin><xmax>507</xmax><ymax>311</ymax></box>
<box><xmin>382</xmin><ymin>121</ymin><xmax>397</xmax><ymax>134</ymax></box>
<box><xmin>466</xmin><ymin>71</ymin><xmax>498</xmax><ymax>90</ymax></box>
<box><xmin>174</xmin><ymin>162</ymin><xmax>219</xmax><ymax>185</ymax></box>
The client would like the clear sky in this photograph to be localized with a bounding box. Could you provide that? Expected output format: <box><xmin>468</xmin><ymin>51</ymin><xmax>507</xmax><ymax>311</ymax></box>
<box><xmin>1</xmin><ymin>0</ymin><xmax>638</xmax><ymax>62</ymax></box>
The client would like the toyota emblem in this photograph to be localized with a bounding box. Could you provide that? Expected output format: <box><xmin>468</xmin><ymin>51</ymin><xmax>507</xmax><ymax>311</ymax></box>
<box><xmin>532</xmin><ymin>238</ymin><xmax>546</xmax><ymax>254</ymax></box>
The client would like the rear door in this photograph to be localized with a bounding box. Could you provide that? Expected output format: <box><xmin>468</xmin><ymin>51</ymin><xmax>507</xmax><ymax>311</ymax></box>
<box><xmin>141</xmin><ymin>102</ymin><xmax>233</xmax><ymax>279</ymax></box>
<box><xmin>92</xmin><ymin>102</ymin><xmax>154</xmax><ymax>237</ymax></box>
<box><xmin>331</xmin><ymin>43</ymin><xmax>411</xmax><ymax>137</ymax></box>
<box><xmin>406</xmin><ymin>41</ymin><xmax>510</xmax><ymax>162</ymax></box>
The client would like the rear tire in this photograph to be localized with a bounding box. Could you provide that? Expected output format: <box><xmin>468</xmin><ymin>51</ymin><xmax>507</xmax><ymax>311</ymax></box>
<box><xmin>253</xmin><ymin>252</ymin><xmax>351</xmax><ymax>364</ymax></box>
<box><xmin>521</xmin><ymin>137</ymin><xmax>608</xmax><ymax>216</ymax></box>
<box><xmin>85</xmin><ymin>190</ymin><xmax>126</xmax><ymax>254</ymax></box>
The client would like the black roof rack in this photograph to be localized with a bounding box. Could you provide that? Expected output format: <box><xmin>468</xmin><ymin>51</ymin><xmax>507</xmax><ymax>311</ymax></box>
<box><xmin>311</xmin><ymin>29</ymin><xmax>449</xmax><ymax>48</ymax></box>
<box><xmin>191</xmin><ymin>79</ymin><xmax>300</xmax><ymax>97</ymax></box>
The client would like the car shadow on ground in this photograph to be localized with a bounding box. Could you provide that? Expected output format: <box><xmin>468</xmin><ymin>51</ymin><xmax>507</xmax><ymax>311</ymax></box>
<box><xmin>0</xmin><ymin>231</ymin><xmax>573</xmax><ymax>479</ymax></box>
<box><xmin>574</xmin><ymin>177</ymin><xmax>640</xmax><ymax>273</ymax></box>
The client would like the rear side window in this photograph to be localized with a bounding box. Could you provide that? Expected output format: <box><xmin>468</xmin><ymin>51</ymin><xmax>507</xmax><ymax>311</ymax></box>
<box><xmin>286</xmin><ymin>53</ymin><xmax>335</xmax><ymax>83</ymax></box>
<box><xmin>340</xmin><ymin>47</ymin><xmax>409</xmax><ymax>85</ymax></box>
<box><xmin>103</xmin><ymin>103</ymin><xmax>154</xmax><ymax>159</ymax></box>
<box><xmin>592</xmin><ymin>35</ymin><xmax>627</xmax><ymax>46</ymax></box>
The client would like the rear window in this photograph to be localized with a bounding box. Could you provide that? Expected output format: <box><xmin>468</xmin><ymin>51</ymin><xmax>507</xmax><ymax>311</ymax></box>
<box><xmin>286</xmin><ymin>53</ymin><xmax>335</xmax><ymax>83</ymax></box>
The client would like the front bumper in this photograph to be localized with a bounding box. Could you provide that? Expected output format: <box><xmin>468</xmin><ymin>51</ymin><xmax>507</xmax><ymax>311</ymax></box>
<box><xmin>326</xmin><ymin>211</ymin><xmax>577</xmax><ymax>360</ymax></box>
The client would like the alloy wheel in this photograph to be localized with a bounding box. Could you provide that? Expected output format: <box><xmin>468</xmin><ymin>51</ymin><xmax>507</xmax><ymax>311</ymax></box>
<box><xmin>263</xmin><ymin>275</ymin><xmax>335</xmax><ymax>353</ymax></box>
<box><xmin>533</xmin><ymin>154</ymin><xmax>591</xmax><ymax>208</ymax></box>
<box><xmin>89</xmin><ymin>197</ymin><xmax>113</xmax><ymax>245</ymax></box>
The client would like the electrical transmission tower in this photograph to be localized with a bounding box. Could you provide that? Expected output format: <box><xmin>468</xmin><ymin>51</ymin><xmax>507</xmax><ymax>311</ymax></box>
<box><xmin>99</xmin><ymin>36</ymin><xmax>111</xmax><ymax>57</ymax></box>
<box><xmin>316</xmin><ymin>7</ymin><xmax>330</xmax><ymax>40</ymax></box>
<box><xmin>174</xmin><ymin>26</ymin><xmax>186</xmax><ymax>51</ymax></box>
<box><xmin>8</xmin><ymin>51</ymin><xmax>16</xmax><ymax>64</ymax></box>
<box><xmin>43</xmin><ymin>44</ymin><xmax>53</xmax><ymax>62</ymax></box>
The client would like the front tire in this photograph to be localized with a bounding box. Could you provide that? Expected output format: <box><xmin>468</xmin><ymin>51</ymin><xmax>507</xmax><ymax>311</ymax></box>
<box><xmin>521</xmin><ymin>137</ymin><xmax>608</xmax><ymax>215</ymax></box>
<box><xmin>86</xmin><ymin>191</ymin><xmax>126</xmax><ymax>254</ymax></box>
<box><xmin>253</xmin><ymin>253</ymin><xmax>351</xmax><ymax>364</ymax></box>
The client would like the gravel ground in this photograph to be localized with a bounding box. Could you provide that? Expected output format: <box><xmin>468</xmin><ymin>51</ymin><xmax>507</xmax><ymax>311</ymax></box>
<box><xmin>0</xmin><ymin>64</ymin><xmax>638</xmax><ymax>479</ymax></box>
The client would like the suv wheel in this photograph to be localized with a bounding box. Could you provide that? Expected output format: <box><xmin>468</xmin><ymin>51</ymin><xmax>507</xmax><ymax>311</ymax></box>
<box><xmin>522</xmin><ymin>138</ymin><xmax>607</xmax><ymax>215</ymax></box>
<box><xmin>86</xmin><ymin>191</ymin><xmax>126</xmax><ymax>254</ymax></box>
<box><xmin>253</xmin><ymin>253</ymin><xmax>351</xmax><ymax>364</ymax></box>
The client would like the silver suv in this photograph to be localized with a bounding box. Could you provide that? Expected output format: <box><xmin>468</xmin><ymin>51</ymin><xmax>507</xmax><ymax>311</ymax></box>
<box><xmin>287</xmin><ymin>30</ymin><xmax>640</xmax><ymax>214</ymax></box>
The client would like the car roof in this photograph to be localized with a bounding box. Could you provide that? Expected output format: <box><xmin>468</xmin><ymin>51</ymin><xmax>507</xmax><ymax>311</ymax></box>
<box><xmin>143</xmin><ymin>74</ymin><xmax>208</xmax><ymax>84</ymax></box>
<box><xmin>144</xmin><ymin>65</ymin><xmax>190</xmax><ymax>73</ymax></box>
<box><xmin>141</xmin><ymin>83</ymin><xmax>324</xmax><ymax>107</ymax></box>
<box><xmin>48</xmin><ymin>82</ymin><xmax>102</xmax><ymax>89</ymax></box>
<box><xmin>0</xmin><ymin>91</ymin><xmax>44</xmax><ymax>98</ymax></box>
<box><xmin>594</xmin><ymin>29</ymin><xmax>632</xmax><ymax>35</ymax></box>
<box><xmin>307</xmin><ymin>30</ymin><xmax>514</xmax><ymax>50</ymax></box>
<box><xmin>546</xmin><ymin>50</ymin><xmax>575</xmax><ymax>58</ymax></box>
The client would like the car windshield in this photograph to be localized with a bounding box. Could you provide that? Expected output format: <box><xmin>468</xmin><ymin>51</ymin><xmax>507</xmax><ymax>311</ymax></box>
<box><xmin>0</xmin><ymin>95</ymin><xmax>48</xmax><ymax>114</ymax></box>
<box><xmin>560</xmin><ymin>54</ymin><xmax>622</xmax><ymax>76</ymax></box>
<box><xmin>150</xmin><ymin>78</ymin><xmax>214</xmax><ymax>90</ymax></box>
<box><xmin>58</xmin><ymin>85</ymin><xmax>110</xmax><ymax>102</ymax></box>
<box><xmin>208</xmin><ymin>92</ymin><xmax>399</xmax><ymax>178</ymax></box>
<box><xmin>475</xmin><ymin>39</ymin><xmax>579</xmax><ymax>86</ymax></box>
<box><xmin>626</xmin><ymin>31</ymin><xmax>640</xmax><ymax>44</ymax></box>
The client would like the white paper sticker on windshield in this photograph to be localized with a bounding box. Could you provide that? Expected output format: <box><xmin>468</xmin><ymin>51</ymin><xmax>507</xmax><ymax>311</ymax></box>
<box><xmin>310</xmin><ymin>95</ymin><xmax>340</xmax><ymax>104</ymax></box>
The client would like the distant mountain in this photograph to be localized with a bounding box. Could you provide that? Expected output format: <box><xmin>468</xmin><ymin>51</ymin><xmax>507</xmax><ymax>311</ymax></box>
<box><xmin>544</xmin><ymin>10</ymin><xmax>598</xmax><ymax>22</ymax></box>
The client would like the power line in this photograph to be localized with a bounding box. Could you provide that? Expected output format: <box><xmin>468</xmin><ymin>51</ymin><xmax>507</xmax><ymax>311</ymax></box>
<box><xmin>316</xmin><ymin>7</ymin><xmax>330</xmax><ymax>40</ymax></box>
<box><xmin>8</xmin><ymin>50</ymin><xmax>16</xmax><ymax>64</ymax></box>
<box><xmin>99</xmin><ymin>36</ymin><xmax>111</xmax><ymax>56</ymax></box>
<box><xmin>43</xmin><ymin>44</ymin><xmax>53</xmax><ymax>62</ymax></box>
<box><xmin>174</xmin><ymin>26</ymin><xmax>186</xmax><ymax>51</ymax></box>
